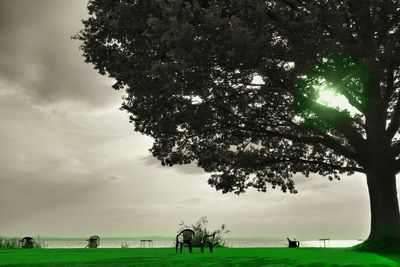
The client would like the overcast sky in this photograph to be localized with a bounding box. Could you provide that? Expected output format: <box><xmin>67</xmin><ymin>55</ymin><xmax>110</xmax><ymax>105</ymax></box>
<box><xmin>0</xmin><ymin>0</ymin><xmax>394</xmax><ymax>240</ymax></box>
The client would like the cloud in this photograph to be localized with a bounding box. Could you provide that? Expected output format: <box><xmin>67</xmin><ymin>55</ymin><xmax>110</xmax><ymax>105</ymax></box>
<box><xmin>141</xmin><ymin>155</ymin><xmax>206</xmax><ymax>175</ymax></box>
<box><xmin>182</xmin><ymin>197</ymin><xmax>205</xmax><ymax>205</ymax></box>
<box><xmin>0</xmin><ymin>0</ymin><xmax>118</xmax><ymax>107</ymax></box>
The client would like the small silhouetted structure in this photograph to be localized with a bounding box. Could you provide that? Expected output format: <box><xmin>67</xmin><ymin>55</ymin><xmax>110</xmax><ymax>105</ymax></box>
<box><xmin>319</xmin><ymin>238</ymin><xmax>330</xmax><ymax>248</ymax></box>
<box><xmin>176</xmin><ymin>229</ymin><xmax>195</xmax><ymax>254</ymax></box>
<box><xmin>86</xmin><ymin>235</ymin><xmax>100</xmax><ymax>248</ymax></box>
<box><xmin>140</xmin><ymin>239</ymin><xmax>153</xmax><ymax>248</ymax></box>
<box><xmin>19</xmin><ymin>237</ymin><xmax>34</xmax><ymax>248</ymax></box>
<box><xmin>287</xmin><ymin>237</ymin><xmax>300</xmax><ymax>248</ymax></box>
<box><xmin>201</xmin><ymin>232</ymin><xmax>216</xmax><ymax>253</ymax></box>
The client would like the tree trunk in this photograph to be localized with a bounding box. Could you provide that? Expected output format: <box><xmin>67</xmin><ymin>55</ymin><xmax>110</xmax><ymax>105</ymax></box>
<box><xmin>360</xmin><ymin>167</ymin><xmax>400</xmax><ymax>251</ymax></box>
<box><xmin>361</xmin><ymin>88</ymin><xmax>400</xmax><ymax>251</ymax></box>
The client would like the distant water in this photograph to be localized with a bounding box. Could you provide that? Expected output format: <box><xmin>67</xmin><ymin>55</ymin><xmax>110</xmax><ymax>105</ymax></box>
<box><xmin>42</xmin><ymin>239</ymin><xmax>363</xmax><ymax>249</ymax></box>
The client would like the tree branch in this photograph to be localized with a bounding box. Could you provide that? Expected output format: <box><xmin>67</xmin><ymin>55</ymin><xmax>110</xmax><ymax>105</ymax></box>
<box><xmin>391</xmin><ymin>141</ymin><xmax>400</xmax><ymax>157</ymax></box>
<box><xmin>289</xmin><ymin>158</ymin><xmax>365</xmax><ymax>173</ymax></box>
<box><xmin>212</xmin><ymin>106</ymin><xmax>361</xmax><ymax>163</ymax></box>
<box><xmin>335</xmin><ymin>123</ymin><xmax>366</xmax><ymax>156</ymax></box>
<box><xmin>252</xmin><ymin>156</ymin><xmax>364</xmax><ymax>173</ymax></box>
<box><xmin>386</xmin><ymin>93</ymin><xmax>400</xmax><ymax>139</ymax></box>
<box><xmin>296</xmin><ymin>98</ymin><xmax>367</xmax><ymax>159</ymax></box>
<box><xmin>394</xmin><ymin>158</ymin><xmax>400</xmax><ymax>173</ymax></box>
<box><xmin>284</xmin><ymin>118</ymin><xmax>361</xmax><ymax>162</ymax></box>
<box><xmin>382</xmin><ymin>68</ymin><xmax>394</xmax><ymax>113</ymax></box>
<box><xmin>279</xmin><ymin>0</ymin><xmax>300</xmax><ymax>10</ymax></box>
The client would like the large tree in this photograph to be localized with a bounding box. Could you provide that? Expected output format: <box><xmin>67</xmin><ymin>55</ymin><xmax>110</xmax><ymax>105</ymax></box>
<box><xmin>75</xmin><ymin>0</ymin><xmax>400</xmax><ymax>250</ymax></box>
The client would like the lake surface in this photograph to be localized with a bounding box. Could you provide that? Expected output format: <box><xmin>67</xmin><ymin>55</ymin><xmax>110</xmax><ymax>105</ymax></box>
<box><xmin>41</xmin><ymin>239</ymin><xmax>363</xmax><ymax>249</ymax></box>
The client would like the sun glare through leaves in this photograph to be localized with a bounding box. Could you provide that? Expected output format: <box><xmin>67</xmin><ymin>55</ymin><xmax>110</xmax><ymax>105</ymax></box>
<box><xmin>294</xmin><ymin>53</ymin><xmax>373</xmax><ymax>132</ymax></box>
<box><xmin>314</xmin><ymin>81</ymin><xmax>361</xmax><ymax>117</ymax></box>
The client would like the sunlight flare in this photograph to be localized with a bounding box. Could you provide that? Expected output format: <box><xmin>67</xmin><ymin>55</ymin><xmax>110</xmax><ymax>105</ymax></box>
<box><xmin>314</xmin><ymin>84</ymin><xmax>361</xmax><ymax>116</ymax></box>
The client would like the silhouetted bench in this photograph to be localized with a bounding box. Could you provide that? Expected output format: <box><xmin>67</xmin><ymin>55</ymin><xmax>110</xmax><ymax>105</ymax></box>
<box><xmin>19</xmin><ymin>237</ymin><xmax>34</xmax><ymax>248</ymax></box>
<box><xmin>287</xmin><ymin>237</ymin><xmax>300</xmax><ymax>248</ymax></box>
<box><xmin>86</xmin><ymin>235</ymin><xmax>100</xmax><ymax>248</ymax></box>
<box><xmin>176</xmin><ymin>229</ymin><xmax>195</xmax><ymax>254</ymax></box>
<box><xmin>201</xmin><ymin>232</ymin><xmax>216</xmax><ymax>253</ymax></box>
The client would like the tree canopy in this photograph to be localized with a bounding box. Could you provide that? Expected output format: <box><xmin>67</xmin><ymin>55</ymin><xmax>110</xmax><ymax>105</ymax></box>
<box><xmin>75</xmin><ymin>0</ymin><xmax>400</xmax><ymax>194</ymax></box>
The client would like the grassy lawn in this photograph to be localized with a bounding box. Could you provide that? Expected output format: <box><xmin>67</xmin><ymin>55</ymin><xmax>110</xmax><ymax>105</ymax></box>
<box><xmin>0</xmin><ymin>248</ymin><xmax>399</xmax><ymax>266</ymax></box>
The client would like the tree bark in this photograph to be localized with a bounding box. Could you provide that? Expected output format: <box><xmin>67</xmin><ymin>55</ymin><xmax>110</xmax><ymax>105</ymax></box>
<box><xmin>360</xmin><ymin>81</ymin><xmax>400</xmax><ymax>250</ymax></box>
<box><xmin>366</xmin><ymin>170</ymin><xmax>400</xmax><ymax>240</ymax></box>
<box><xmin>361</xmin><ymin>166</ymin><xmax>400</xmax><ymax>250</ymax></box>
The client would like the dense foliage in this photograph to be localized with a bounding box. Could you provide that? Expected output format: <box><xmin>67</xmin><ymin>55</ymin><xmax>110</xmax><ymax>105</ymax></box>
<box><xmin>75</xmin><ymin>0</ymin><xmax>400</xmax><ymax>193</ymax></box>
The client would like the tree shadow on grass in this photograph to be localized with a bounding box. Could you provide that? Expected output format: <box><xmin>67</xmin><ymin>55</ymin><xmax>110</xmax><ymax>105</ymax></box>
<box><xmin>352</xmin><ymin>242</ymin><xmax>400</xmax><ymax>265</ymax></box>
<box><xmin>372</xmin><ymin>252</ymin><xmax>400</xmax><ymax>266</ymax></box>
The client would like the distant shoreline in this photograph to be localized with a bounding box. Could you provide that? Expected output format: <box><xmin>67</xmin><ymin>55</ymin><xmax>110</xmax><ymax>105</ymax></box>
<box><xmin>27</xmin><ymin>236</ymin><xmax>365</xmax><ymax>242</ymax></box>
<box><xmin>34</xmin><ymin>239</ymin><xmax>364</xmax><ymax>249</ymax></box>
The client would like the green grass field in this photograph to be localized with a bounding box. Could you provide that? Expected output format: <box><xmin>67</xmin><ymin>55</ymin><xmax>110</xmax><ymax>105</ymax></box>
<box><xmin>0</xmin><ymin>248</ymin><xmax>399</xmax><ymax>266</ymax></box>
